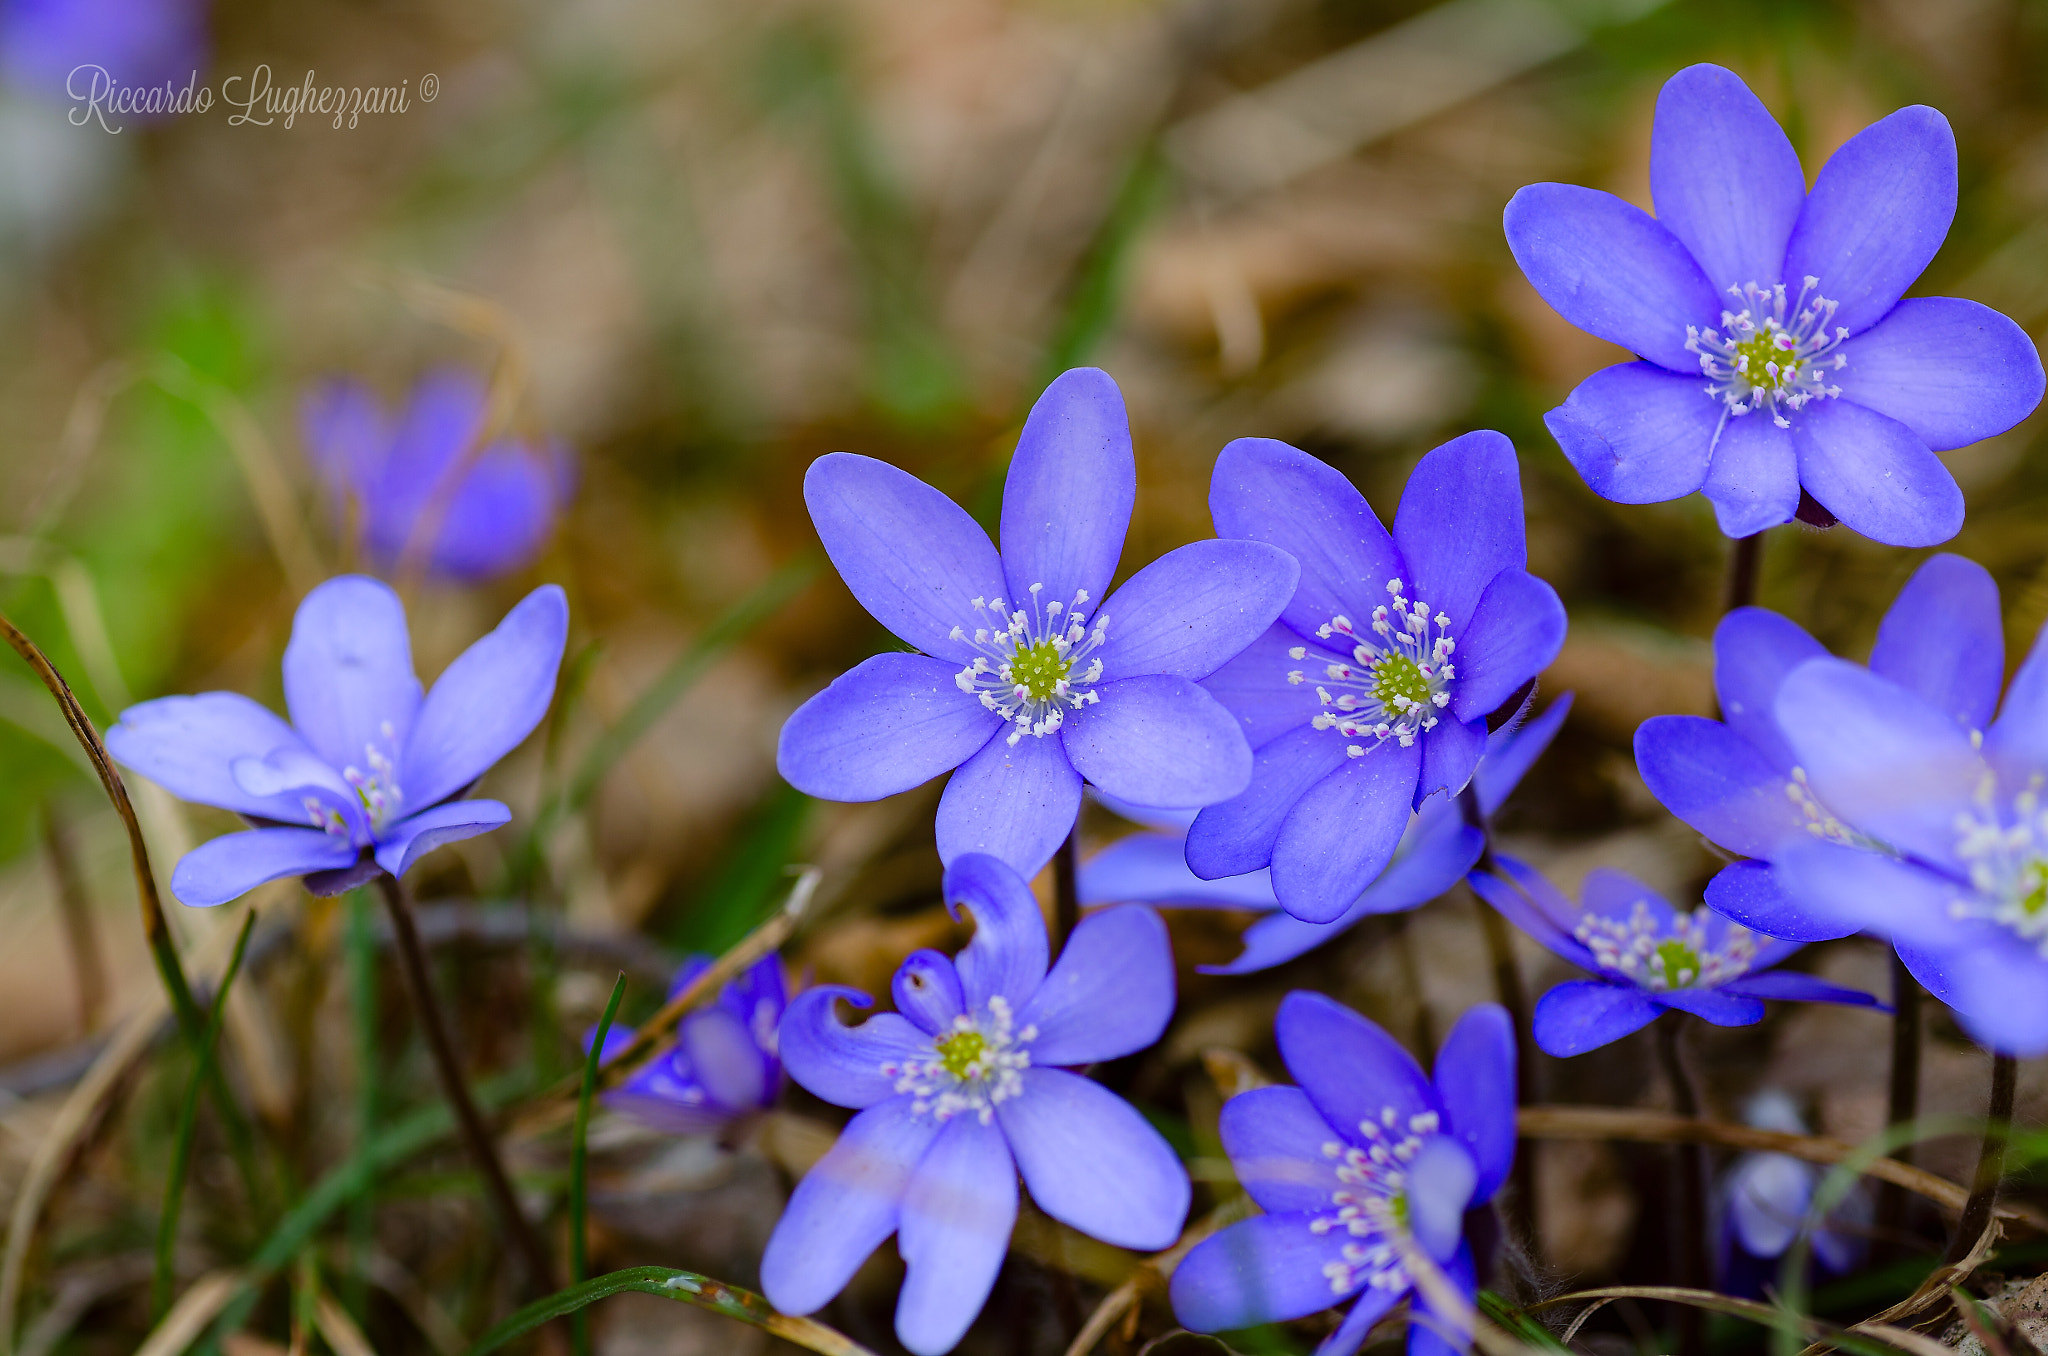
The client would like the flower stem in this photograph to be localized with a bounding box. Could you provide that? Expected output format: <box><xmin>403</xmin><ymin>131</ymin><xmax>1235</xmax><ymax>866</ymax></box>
<box><xmin>1054</xmin><ymin>824</ymin><xmax>1080</xmax><ymax>946</ymax></box>
<box><xmin>1655</xmin><ymin>1018</ymin><xmax>1708</xmax><ymax>1356</ymax></box>
<box><xmin>1459</xmin><ymin>786</ymin><xmax>1540</xmax><ymax>1243</ymax></box>
<box><xmin>1944</xmin><ymin>1051</ymin><xmax>2017</xmax><ymax>1266</ymax></box>
<box><xmin>375</xmin><ymin>871</ymin><xmax>558</xmax><ymax>1296</ymax></box>
<box><xmin>1724</xmin><ymin>531</ymin><xmax>1763</xmax><ymax>613</ymax></box>
<box><xmin>1876</xmin><ymin>952</ymin><xmax>1922</xmax><ymax>1255</ymax></box>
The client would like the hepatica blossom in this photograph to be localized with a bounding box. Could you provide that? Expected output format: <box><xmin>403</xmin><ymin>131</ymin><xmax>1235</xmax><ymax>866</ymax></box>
<box><xmin>1636</xmin><ymin>553</ymin><xmax>2002</xmax><ymax>941</ymax></box>
<box><xmin>1506</xmin><ymin>63</ymin><xmax>2043</xmax><ymax>545</ymax></box>
<box><xmin>1184</xmin><ymin>432</ymin><xmax>1565</xmax><ymax>922</ymax></box>
<box><xmin>1469</xmin><ymin>861</ymin><xmax>1876</xmax><ymax>1056</ymax></box>
<box><xmin>761</xmin><ymin>852</ymin><xmax>1187</xmax><ymax>1355</ymax></box>
<box><xmin>304</xmin><ymin>368</ymin><xmax>574</xmax><ymax>582</ymax></box>
<box><xmin>590</xmin><ymin>954</ymin><xmax>787</xmax><ymax>1135</ymax></box>
<box><xmin>1</xmin><ymin>0</ymin><xmax>208</xmax><ymax>104</ymax></box>
<box><xmin>777</xmin><ymin>368</ymin><xmax>1298</xmax><ymax>877</ymax></box>
<box><xmin>1171</xmin><ymin>995</ymin><xmax>1515</xmax><ymax>1356</ymax></box>
<box><xmin>1081</xmin><ymin>695</ymin><xmax>1571</xmax><ymax>974</ymax></box>
<box><xmin>106</xmin><ymin>575</ymin><xmax>568</xmax><ymax>906</ymax></box>
<box><xmin>1715</xmin><ymin>1091</ymin><xmax>1869</xmax><ymax>1300</ymax></box>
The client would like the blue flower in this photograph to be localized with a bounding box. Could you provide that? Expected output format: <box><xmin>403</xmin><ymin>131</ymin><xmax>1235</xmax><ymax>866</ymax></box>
<box><xmin>1183</xmin><ymin>432</ymin><xmax>1566</xmax><ymax>923</ymax></box>
<box><xmin>106</xmin><ymin>575</ymin><xmax>568</xmax><ymax>906</ymax></box>
<box><xmin>1714</xmin><ymin>1092</ymin><xmax>1869</xmax><ymax>1300</ymax></box>
<box><xmin>1470</xmin><ymin>861</ymin><xmax>1879</xmax><ymax>1057</ymax></box>
<box><xmin>761</xmin><ymin>853</ymin><xmax>1187</xmax><ymax>1356</ymax></box>
<box><xmin>1</xmin><ymin>0</ymin><xmax>207</xmax><ymax>104</ymax></box>
<box><xmin>1170</xmin><ymin>995</ymin><xmax>1516</xmax><ymax>1356</ymax></box>
<box><xmin>1081</xmin><ymin>695</ymin><xmax>1572</xmax><ymax>973</ymax></box>
<box><xmin>776</xmin><ymin>368</ymin><xmax>1298</xmax><ymax>878</ymax></box>
<box><xmin>1506</xmin><ymin>63</ymin><xmax>2044</xmax><ymax>546</ymax></box>
<box><xmin>590</xmin><ymin>954</ymin><xmax>788</xmax><ymax>1135</ymax></box>
<box><xmin>303</xmin><ymin>368</ymin><xmax>574</xmax><ymax>583</ymax></box>
<box><xmin>1760</xmin><ymin>602</ymin><xmax>2048</xmax><ymax>1055</ymax></box>
<box><xmin>1636</xmin><ymin>553</ymin><xmax>2002</xmax><ymax>942</ymax></box>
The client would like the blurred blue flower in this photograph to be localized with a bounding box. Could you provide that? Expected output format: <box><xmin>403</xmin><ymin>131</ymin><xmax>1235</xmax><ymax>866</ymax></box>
<box><xmin>776</xmin><ymin>367</ymin><xmax>1298</xmax><ymax>879</ymax></box>
<box><xmin>1715</xmin><ymin>1091</ymin><xmax>1870</xmax><ymax>1299</ymax></box>
<box><xmin>1184</xmin><ymin>431</ymin><xmax>1565</xmax><ymax>924</ymax></box>
<box><xmin>1763</xmin><ymin>603</ymin><xmax>2048</xmax><ymax>1055</ymax></box>
<box><xmin>1170</xmin><ymin>995</ymin><xmax>1516</xmax><ymax>1356</ymax></box>
<box><xmin>589</xmin><ymin>954</ymin><xmax>788</xmax><ymax>1135</ymax></box>
<box><xmin>0</xmin><ymin>0</ymin><xmax>207</xmax><ymax>105</ymax></box>
<box><xmin>1636</xmin><ymin>553</ymin><xmax>2002</xmax><ymax>943</ymax></box>
<box><xmin>1506</xmin><ymin>63</ymin><xmax>2043</xmax><ymax>546</ymax></box>
<box><xmin>762</xmin><ymin>852</ymin><xmax>1187</xmax><ymax>1356</ymax></box>
<box><xmin>107</xmin><ymin>575</ymin><xmax>568</xmax><ymax>906</ymax></box>
<box><xmin>303</xmin><ymin>368</ymin><xmax>574</xmax><ymax>583</ymax></box>
<box><xmin>1081</xmin><ymin>694</ymin><xmax>1572</xmax><ymax>974</ymax></box>
<box><xmin>1469</xmin><ymin>861</ymin><xmax>1878</xmax><ymax>1057</ymax></box>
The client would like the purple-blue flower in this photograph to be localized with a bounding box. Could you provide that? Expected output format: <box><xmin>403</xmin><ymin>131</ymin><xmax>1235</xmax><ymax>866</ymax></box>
<box><xmin>1636</xmin><ymin>553</ymin><xmax>2002</xmax><ymax>943</ymax></box>
<box><xmin>1506</xmin><ymin>63</ymin><xmax>2044</xmax><ymax>546</ymax></box>
<box><xmin>1714</xmin><ymin>1092</ymin><xmax>1869</xmax><ymax>1300</ymax></box>
<box><xmin>590</xmin><ymin>954</ymin><xmax>788</xmax><ymax>1135</ymax></box>
<box><xmin>106</xmin><ymin>575</ymin><xmax>568</xmax><ymax>906</ymax></box>
<box><xmin>303</xmin><ymin>368</ymin><xmax>575</xmax><ymax>583</ymax></box>
<box><xmin>776</xmin><ymin>368</ymin><xmax>1298</xmax><ymax>878</ymax></box>
<box><xmin>1183</xmin><ymin>431</ymin><xmax>1566</xmax><ymax>923</ymax></box>
<box><xmin>1761</xmin><ymin>601</ymin><xmax>2048</xmax><ymax>1055</ymax></box>
<box><xmin>1081</xmin><ymin>695</ymin><xmax>1571</xmax><ymax>974</ymax></box>
<box><xmin>1</xmin><ymin>0</ymin><xmax>207</xmax><ymax>105</ymax></box>
<box><xmin>1170</xmin><ymin>995</ymin><xmax>1516</xmax><ymax>1356</ymax></box>
<box><xmin>761</xmin><ymin>852</ymin><xmax>1187</xmax><ymax>1355</ymax></box>
<box><xmin>1469</xmin><ymin>861</ymin><xmax>1878</xmax><ymax>1057</ymax></box>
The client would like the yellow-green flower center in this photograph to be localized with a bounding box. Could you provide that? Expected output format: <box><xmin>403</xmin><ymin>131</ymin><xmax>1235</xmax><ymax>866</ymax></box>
<box><xmin>935</xmin><ymin>1028</ymin><xmax>990</xmax><ymax>1081</ymax></box>
<box><xmin>2022</xmin><ymin>860</ymin><xmax>2048</xmax><ymax>917</ymax></box>
<box><xmin>1009</xmin><ymin>639</ymin><xmax>1072</xmax><ymax>704</ymax></box>
<box><xmin>1371</xmin><ymin>654</ymin><xmax>1431</xmax><ymax>714</ymax></box>
<box><xmin>1655</xmin><ymin>939</ymin><xmax>1702</xmax><ymax>988</ymax></box>
<box><xmin>1731</xmin><ymin>331</ymin><xmax>1801</xmax><ymax>393</ymax></box>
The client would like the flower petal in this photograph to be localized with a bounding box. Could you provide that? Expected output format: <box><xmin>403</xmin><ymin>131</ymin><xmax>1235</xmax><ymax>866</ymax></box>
<box><xmin>1775</xmin><ymin>658</ymin><xmax>1982</xmax><ymax>869</ymax></box>
<box><xmin>1199</xmin><ymin>621</ymin><xmax>1328</xmax><ymax>752</ymax></box>
<box><xmin>1062</xmin><ymin>675</ymin><xmax>1252</xmax><ymax>808</ymax></box>
<box><xmin>1542</xmin><ymin>363</ymin><xmax>1720</xmax><ymax>504</ymax></box>
<box><xmin>1393</xmin><ymin>430</ymin><xmax>1527</xmax><ymax>632</ymax></box>
<box><xmin>429</xmin><ymin>440</ymin><xmax>569</xmax><ymax>582</ymax></box>
<box><xmin>1449</xmin><ymin>570</ymin><xmax>1565</xmax><ymax>724</ymax></box>
<box><xmin>1703</xmin><ymin>860</ymin><xmax>1858</xmax><ymax>943</ymax></box>
<box><xmin>1407</xmin><ymin>1136</ymin><xmax>1478</xmax><ymax>1260</ymax></box>
<box><xmin>1000</xmin><ymin>368</ymin><xmax>1135</xmax><ymax>609</ymax></box>
<box><xmin>895</xmin><ymin>1116</ymin><xmax>1017</xmax><ymax>1356</ymax></box>
<box><xmin>1406</xmin><ymin>1245</ymin><xmax>1477</xmax><ymax>1356</ymax></box>
<box><xmin>1634</xmin><ymin>715</ymin><xmax>1804</xmax><ymax>859</ymax></box>
<box><xmin>1871</xmin><ymin>552</ymin><xmax>2004</xmax><ymax>733</ymax></box>
<box><xmin>1652</xmin><ymin>988</ymin><xmax>1766</xmax><ymax>1026</ymax></box>
<box><xmin>760</xmin><ymin>1097</ymin><xmax>939</xmax><ymax>1316</ymax></box>
<box><xmin>1769</xmin><ymin>842</ymin><xmax>1960</xmax><ymax>950</ymax></box>
<box><xmin>1276</xmin><ymin>991</ymin><xmax>1436</xmax><ymax>1143</ymax></box>
<box><xmin>282</xmin><ymin>575</ymin><xmax>423</xmax><ymax>775</ymax></box>
<box><xmin>106</xmin><ymin>692</ymin><xmax>323</xmax><ymax>822</ymax></box>
<box><xmin>804</xmin><ymin>452</ymin><xmax>1006</xmax><ymax>662</ymax></box>
<box><xmin>1018</xmin><ymin>904</ymin><xmax>1173</xmax><ymax>1065</ymax></box>
<box><xmin>1080</xmin><ymin>831</ymin><xmax>1278</xmax><ymax>911</ymax></box>
<box><xmin>1170</xmin><ymin>1213</ymin><xmax>1361</xmax><ymax>1330</ymax></box>
<box><xmin>1270</xmin><ymin>739</ymin><xmax>1422</xmax><ymax>924</ymax></box>
<box><xmin>943</xmin><ymin>853</ymin><xmax>1051</xmax><ymax>1011</ymax></box>
<box><xmin>891</xmin><ymin>952</ymin><xmax>965</xmax><ymax>1036</ymax></box>
<box><xmin>1320</xmin><ymin>1290</ymin><xmax>1405</xmax><ymax>1356</ymax></box>
<box><xmin>1217</xmin><ymin>1085</ymin><xmax>1346</xmax><ymax>1215</ymax></box>
<box><xmin>1784</xmin><ymin>106</ymin><xmax>1957</xmax><ymax>336</ymax></box>
<box><xmin>1989</xmin><ymin>618</ymin><xmax>2048</xmax><ymax>772</ymax></box>
<box><xmin>1702</xmin><ymin>414</ymin><xmax>1800</xmax><ymax>538</ymax></box>
<box><xmin>1649</xmin><ymin>65</ymin><xmax>1805</xmax><ymax>295</ymax></box>
<box><xmin>1504</xmin><ymin>183</ymin><xmax>1719</xmax><ymax>372</ymax></box>
<box><xmin>302</xmin><ymin>377</ymin><xmax>386</xmax><ymax>496</ymax></box>
<box><xmin>1467</xmin><ymin>856</ymin><xmax>1596</xmax><ymax>968</ymax></box>
<box><xmin>1532</xmin><ymin>981</ymin><xmax>1662</xmax><ymax>1056</ymax></box>
<box><xmin>372</xmin><ymin>799</ymin><xmax>510</xmax><ymax>879</ymax></box>
<box><xmin>1792</xmin><ymin>398</ymin><xmax>1962</xmax><ymax>547</ymax></box>
<box><xmin>1714</xmin><ymin>607</ymin><xmax>1827</xmax><ymax>771</ymax></box>
<box><xmin>779</xmin><ymin>653</ymin><xmax>1002</xmax><ymax>802</ymax></box>
<box><xmin>1914</xmin><ymin>939</ymin><xmax>2048</xmax><ymax>1057</ymax></box>
<box><xmin>935</xmin><ymin>729</ymin><xmax>1084</xmax><ymax>876</ymax></box>
<box><xmin>1097</xmin><ymin>540</ymin><xmax>1299</xmax><ymax>681</ymax></box>
<box><xmin>403</xmin><ymin>584</ymin><xmax>568</xmax><ymax>809</ymax></box>
<box><xmin>1433</xmin><ymin>1004</ymin><xmax>1516</xmax><ymax>1205</ymax></box>
<box><xmin>1416</xmin><ymin>716</ymin><xmax>1486</xmax><ymax>810</ymax></box>
<box><xmin>1718</xmin><ymin>970</ymin><xmax>1881</xmax><ymax>1007</ymax></box>
<box><xmin>1473</xmin><ymin>693</ymin><xmax>1573</xmax><ymax>815</ymax></box>
<box><xmin>999</xmin><ymin>1067</ymin><xmax>1189</xmax><ymax>1250</ymax></box>
<box><xmin>170</xmin><ymin>828</ymin><xmax>360</xmax><ymax>908</ymax></box>
<box><xmin>1186</xmin><ymin>727</ymin><xmax>1348</xmax><ymax>880</ymax></box>
<box><xmin>1209</xmin><ymin>438</ymin><xmax>1401</xmax><ymax>643</ymax></box>
<box><xmin>1840</xmin><ymin>298</ymin><xmax>2045</xmax><ymax>450</ymax></box>
<box><xmin>1725</xmin><ymin>1152</ymin><xmax>1813</xmax><ymax>1259</ymax></box>
<box><xmin>779</xmin><ymin>987</ymin><xmax>933</xmax><ymax>1109</ymax></box>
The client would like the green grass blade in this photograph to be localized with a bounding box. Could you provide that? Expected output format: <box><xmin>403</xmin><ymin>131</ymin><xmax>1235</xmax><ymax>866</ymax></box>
<box><xmin>570</xmin><ymin>973</ymin><xmax>627</xmax><ymax>1356</ymax></box>
<box><xmin>465</xmin><ymin>1266</ymin><xmax>876</xmax><ymax>1356</ymax></box>
<box><xmin>152</xmin><ymin>908</ymin><xmax>256</xmax><ymax>1319</ymax></box>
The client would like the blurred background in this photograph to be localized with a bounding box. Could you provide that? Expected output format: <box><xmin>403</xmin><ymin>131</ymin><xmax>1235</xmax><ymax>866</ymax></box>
<box><xmin>3</xmin><ymin>0</ymin><xmax>2048</xmax><ymax>1352</ymax></box>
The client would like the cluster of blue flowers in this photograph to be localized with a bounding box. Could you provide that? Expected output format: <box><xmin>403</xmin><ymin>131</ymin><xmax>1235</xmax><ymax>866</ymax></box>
<box><xmin>102</xmin><ymin>62</ymin><xmax>2048</xmax><ymax>1356</ymax></box>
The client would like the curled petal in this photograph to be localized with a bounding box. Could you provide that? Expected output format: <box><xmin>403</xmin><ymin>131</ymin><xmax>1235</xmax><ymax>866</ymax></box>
<box><xmin>943</xmin><ymin>852</ymin><xmax>1050</xmax><ymax>1011</ymax></box>
<box><xmin>778</xmin><ymin>987</ymin><xmax>932</xmax><ymax>1109</ymax></box>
